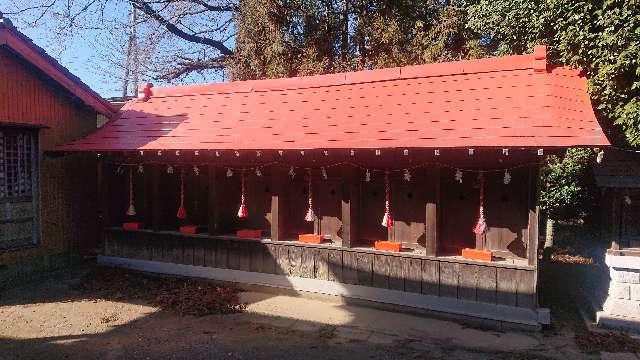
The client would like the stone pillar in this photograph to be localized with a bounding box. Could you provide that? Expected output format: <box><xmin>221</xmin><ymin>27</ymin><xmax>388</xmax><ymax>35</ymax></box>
<box><xmin>597</xmin><ymin>254</ymin><xmax>640</xmax><ymax>333</ymax></box>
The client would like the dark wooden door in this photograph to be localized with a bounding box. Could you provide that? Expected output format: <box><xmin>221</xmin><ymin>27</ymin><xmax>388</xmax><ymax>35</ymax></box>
<box><xmin>286</xmin><ymin>177</ymin><xmax>314</xmax><ymax>239</ymax></box>
<box><xmin>317</xmin><ymin>179</ymin><xmax>342</xmax><ymax>243</ymax></box>
<box><xmin>244</xmin><ymin>173</ymin><xmax>270</xmax><ymax>233</ymax></box>
<box><xmin>440</xmin><ymin>169</ymin><xmax>477</xmax><ymax>254</ymax></box>
<box><xmin>359</xmin><ymin>179</ymin><xmax>387</xmax><ymax>245</ymax></box>
<box><xmin>622</xmin><ymin>189</ymin><xmax>640</xmax><ymax>248</ymax></box>
<box><xmin>391</xmin><ymin>177</ymin><xmax>426</xmax><ymax>248</ymax></box>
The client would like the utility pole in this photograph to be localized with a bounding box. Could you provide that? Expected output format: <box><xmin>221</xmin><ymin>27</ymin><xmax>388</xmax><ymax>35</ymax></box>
<box><xmin>121</xmin><ymin>5</ymin><xmax>138</xmax><ymax>98</ymax></box>
<box><xmin>130</xmin><ymin>5</ymin><xmax>139</xmax><ymax>96</ymax></box>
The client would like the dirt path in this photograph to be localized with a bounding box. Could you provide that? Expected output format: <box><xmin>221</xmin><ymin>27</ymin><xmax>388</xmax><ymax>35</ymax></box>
<box><xmin>0</xmin><ymin>264</ymin><xmax>629</xmax><ymax>359</ymax></box>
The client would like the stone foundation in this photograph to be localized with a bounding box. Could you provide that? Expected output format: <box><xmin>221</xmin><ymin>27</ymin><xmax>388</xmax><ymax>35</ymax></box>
<box><xmin>597</xmin><ymin>254</ymin><xmax>640</xmax><ymax>333</ymax></box>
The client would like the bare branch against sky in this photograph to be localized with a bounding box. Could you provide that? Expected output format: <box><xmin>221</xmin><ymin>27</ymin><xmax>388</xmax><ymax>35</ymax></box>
<box><xmin>4</xmin><ymin>0</ymin><xmax>237</xmax><ymax>96</ymax></box>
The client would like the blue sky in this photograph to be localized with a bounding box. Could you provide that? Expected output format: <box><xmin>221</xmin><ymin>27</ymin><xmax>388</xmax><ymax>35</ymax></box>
<box><xmin>26</xmin><ymin>27</ymin><xmax>121</xmax><ymax>96</ymax></box>
<box><xmin>3</xmin><ymin>1</ymin><xmax>231</xmax><ymax>98</ymax></box>
<box><xmin>3</xmin><ymin>1</ymin><xmax>128</xmax><ymax>97</ymax></box>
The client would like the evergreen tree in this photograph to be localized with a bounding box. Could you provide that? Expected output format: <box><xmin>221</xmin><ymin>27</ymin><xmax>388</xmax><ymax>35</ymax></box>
<box><xmin>468</xmin><ymin>0</ymin><xmax>640</xmax><ymax>223</ymax></box>
<box><xmin>230</xmin><ymin>0</ymin><xmax>485</xmax><ymax>79</ymax></box>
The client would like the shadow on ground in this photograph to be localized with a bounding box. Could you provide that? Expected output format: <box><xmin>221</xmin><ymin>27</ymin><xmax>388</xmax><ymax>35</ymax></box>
<box><xmin>0</xmin><ymin>259</ymin><xmax>629</xmax><ymax>360</ymax></box>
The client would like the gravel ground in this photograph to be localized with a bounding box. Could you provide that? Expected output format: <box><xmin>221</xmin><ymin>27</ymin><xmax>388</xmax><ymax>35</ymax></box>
<box><xmin>0</xmin><ymin>263</ymin><xmax>633</xmax><ymax>360</ymax></box>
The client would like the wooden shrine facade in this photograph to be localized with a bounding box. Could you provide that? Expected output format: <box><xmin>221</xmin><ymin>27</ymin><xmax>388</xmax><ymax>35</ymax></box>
<box><xmin>93</xmin><ymin>148</ymin><xmax>547</xmax><ymax>327</ymax></box>
<box><xmin>58</xmin><ymin>45</ymin><xmax>609</xmax><ymax>327</ymax></box>
<box><xmin>595</xmin><ymin>148</ymin><xmax>640</xmax><ymax>255</ymax></box>
<box><xmin>103</xmin><ymin>227</ymin><xmax>538</xmax><ymax>322</ymax></box>
<box><xmin>593</xmin><ymin>150</ymin><xmax>640</xmax><ymax>332</ymax></box>
<box><xmin>100</xmin><ymin>149</ymin><xmax>542</xmax><ymax>263</ymax></box>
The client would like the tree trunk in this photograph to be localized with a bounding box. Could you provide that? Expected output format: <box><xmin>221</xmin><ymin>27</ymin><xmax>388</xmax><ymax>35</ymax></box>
<box><xmin>355</xmin><ymin>0</ymin><xmax>366</xmax><ymax>69</ymax></box>
<box><xmin>544</xmin><ymin>217</ymin><xmax>555</xmax><ymax>248</ymax></box>
<box><xmin>341</xmin><ymin>0</ymin><xmax>349</xmax><ymax>64</ymax></box>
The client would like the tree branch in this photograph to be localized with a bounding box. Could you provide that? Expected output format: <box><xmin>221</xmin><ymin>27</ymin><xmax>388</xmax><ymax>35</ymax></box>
<box><xmin>155</xmin><ymin>56</ymin><xmax>227</xmax><ymax>80</ymax></box>
<box><xmin>146</xmin><ymin>0</ymin><xmax>238</xmax><ymax>11</ymax></box>
<box><xmin>130</xmin><ymin>0</ymin><xmax>234</xmax><ymax>55</ymax></box>
<box><xmin>187</xmin><ymin>0</ymin><xmax>237</xmax><ymax>12</ymax></box>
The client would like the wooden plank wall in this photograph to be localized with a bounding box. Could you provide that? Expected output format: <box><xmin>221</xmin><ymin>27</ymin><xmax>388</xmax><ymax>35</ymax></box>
<box><xmin>0</xmin><ymin>48</ymin><xmax>100</xmax><ymax>265</ymax></box>
<box><xmin>105</xmin><ymin>230</ymin><xmax>537</xmax><ymax>309</ymax></box>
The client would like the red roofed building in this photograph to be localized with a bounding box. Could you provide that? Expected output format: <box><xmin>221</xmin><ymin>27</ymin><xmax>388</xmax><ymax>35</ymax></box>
<box><xmin>60</xmin><ymin>44</ymin><xmax>609</xmax><ymax>328</ymax></box>
<box><xmin>62</xmin><ymin>45</ymin><xmax>606</xmax><ymax>152</ymax></box>
<box><xmin>0</xmin><ymin>13</ymin><xmax>115</xmax><ymax>285</ymax></box>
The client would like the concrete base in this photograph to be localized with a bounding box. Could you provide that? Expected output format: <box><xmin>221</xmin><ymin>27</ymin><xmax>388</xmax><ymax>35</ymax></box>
<box><xmin>98</xmin><ymin>255</ymin><xmax>549</xmax><ymax>328</ymax></box>
<box><xmin>597</xmin><ymin>312</ymin><xmax>640</xmax><ymax>334</ymax></box>
<box><xmin>597</xmin><ymin>254</ymin><xmax>640</xmax><ymax>333</ymax></box>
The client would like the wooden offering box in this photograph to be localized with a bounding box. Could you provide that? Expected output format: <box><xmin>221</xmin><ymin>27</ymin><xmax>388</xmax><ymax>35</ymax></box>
<box><xmin>122</xmin><ymin>222</ymin><xmax>143</xmax><ymax>231</ymax></box>
<box><xmin>462</xmin><ymin>248</ymin><xmax>493</xmax><ymax>262</ymax></box>
<box><xmin>236</xmin><ymin>229</ymin><xmax>262</xmax><ymax>239</ymax></box>
<box><xmin>298</xmin><ymin>234</ymin><xmax>323</xmax><ymax>244</ymax></box>
<box><xmin>179</xmin><ymin>225</ymin><xmax>206</xmax><ymax>234</ymax></box>
<box><xmin>374</xmin><ymin>241</ymin><xmax>401</xmax><ymax>252</ymax></box>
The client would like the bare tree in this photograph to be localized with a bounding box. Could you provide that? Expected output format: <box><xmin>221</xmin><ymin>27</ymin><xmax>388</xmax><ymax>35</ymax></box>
<box><xmin>5</xmin><ymin>0</ymin><xmax>238</xmax><ymax>86</ymax></box>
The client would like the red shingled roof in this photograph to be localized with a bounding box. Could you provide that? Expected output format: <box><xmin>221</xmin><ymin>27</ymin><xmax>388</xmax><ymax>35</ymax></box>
<box><xmin>59</xmin><ymin>45</ymin><xmax>609</xmax><ymax>152</ymax></box>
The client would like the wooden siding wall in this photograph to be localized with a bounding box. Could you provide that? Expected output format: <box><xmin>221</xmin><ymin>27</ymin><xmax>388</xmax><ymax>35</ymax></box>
<box><xmin>104</xmin><ymin>229</ymin><xmax>537</xmax><ymax>309</ymax></box>
<box><xmin>0</xmin><ymin>48</ymin><xmax>99</xmax><ymax>264</ymax></box>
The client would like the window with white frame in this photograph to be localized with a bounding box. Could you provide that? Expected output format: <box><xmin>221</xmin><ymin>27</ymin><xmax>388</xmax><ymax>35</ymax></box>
<box><xmin>0</xmin><ymin>128</ymin><xmax>39</xmax><ymax>250</ymax></box>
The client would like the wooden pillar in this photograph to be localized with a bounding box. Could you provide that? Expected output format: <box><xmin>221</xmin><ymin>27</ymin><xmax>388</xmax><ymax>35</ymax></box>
<box><xmin>198</xmin><ymin>165</ymin><xmax>208</xmax><ymax>225</ymax></box>
<box><xmin>142</xmin><ymin>164</ymin><xmax>152</xmax><ymax>228</ymax></box>
<box><xmin>96</xmin><ymin>156</ymin><xmax>113</xmax><ymax>255</ymax></box>
<box><xmin>474</xmin><ymin>173</ymin><xmax>487</xmax><ymax>251</ymax></box>
<box><xmin>609</xmin><ymin>188</ymin><xmax>622</xmax><ymax>251</ymax></box>
<box><xmin>97</xmin><ymin>156</ymin><xmax>109</xmax><ymax>231</ymax></box>
<box><xmin>341</xmin><ymin>165</ymin><xmax>359</xmax><ymax>248</ymax></box>
<box><xmin>475</xmin><ymin>233</ymin><xmax>485</xmax><ymax>251</ymax></box>
<box><xmin>270</xmin><ymin>166</ymin><xmax>287</xmax><ymax>241</ymax></box>
<box><xmin>150</xmin><ymin>164</ymin><xmax>162</xmax><ymax>231</ymax></box>
<box><xmin>527</xmin><ymin>165</ymin><xmax>540</xmax><ymax>266</ymax></box>
<box><xmin>207</xmin><ymin>165</ymin><xmax>220</xmax><ymax>234</ymax></box>
<box><xmin>527</xmin><ymin>207</ymin><xmax>540</xmax><ymax>266</ymax></box>
<box><xmin>425</xmin><ymin>164</ymin><xmax>440</xmax><ymax>256</ymax></box>
<box><xmin>601</xmin><ymin>188</ymin><xmax>612</xmax><ymax>250</ymax></box>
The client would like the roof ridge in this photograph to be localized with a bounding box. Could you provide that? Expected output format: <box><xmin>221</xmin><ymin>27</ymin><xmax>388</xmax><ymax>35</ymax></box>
<box><xmin>143</xmin><ymin>51</ymin><xmax>541</xmax><ymax>99</ymax></box>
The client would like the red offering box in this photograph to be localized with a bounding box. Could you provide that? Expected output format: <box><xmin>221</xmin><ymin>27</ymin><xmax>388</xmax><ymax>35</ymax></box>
<box><xmin>179</xmin><ymin>225</ymin><xmax>205</xmax><ymax>234</ymax></box>
<box><xmin>236</xmin><ymin>229</ymin><xmax>262</xmax><ymax>238</ymax></box>
<box><xmin>462</xmin><ymin>248</ymin><xmax>493</xmax><ymax>262</ymax></box>
<box><xmin>122</xmin><ymin>222</ymin><xmax>143</xmax><ymax>231</ymax></box>
<box><xmin>374</xmin><ymin>241</ymin><xmax>401</xmax><ymax>252</ymax></box>
<box><xmin>298</xmin><ymin>234</ymin><xmax>323</xmax><ymax>244</ymax></box>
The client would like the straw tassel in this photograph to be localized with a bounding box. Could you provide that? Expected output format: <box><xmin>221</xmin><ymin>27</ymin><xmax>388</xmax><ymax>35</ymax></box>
<box><xmin>305</xmin><ymin>170</ymin><xmax>315</xmax><ymax>222</ymax></box>
<box><xmin>176</xmin><ymin>170</ymin><xmax>187</xmax><ymax>220</ymax></box>
<box><xmin>473</xmin><ymin>174</ymin><xmax>487</xmax><ymax>235</ymax></box>
<box><xmin>126</xmin><ymin>168</ymin><xmax>136</xmax><ymax>216</ymax></box>
<box><xmin>237</xmin><ymin>170</ymin><xmax>248</xmax><ymax>218</ymax></box>
<box><xmin>381</xmin><ymin>171</ymin><xmax>393</xmax><ymax>228</ymax></box>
